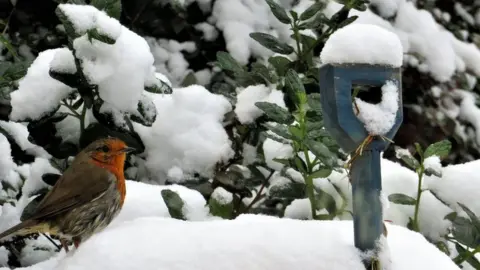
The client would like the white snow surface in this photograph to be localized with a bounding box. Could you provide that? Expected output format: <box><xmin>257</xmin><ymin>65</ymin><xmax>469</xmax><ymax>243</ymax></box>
<box><xmin>9</xmin><ymin>49</ymin><xmax>75</xmax><ymax>121</ymax></box>
<box><xmin>4</xmin><ymin>215</ymin><xmax>459</xmax><ymax>270</ymax></box>
<box><xmin>2</xmin><ymin>157</ymin><xmax>480</xmax><ymax>269</ymax></box>
<box><xmin>354</xmin><ymin>80</ymin><xmax>399</xmax><ymax>135</ymax></box>
<box><xmin>235</xmin><ymin>84</ymin><xmax>286</xmax><ymax>124</ymax></box>
<box><xmin>135</xmin><ymin>85</ymin><xmax>234</xmax><ymax>183</ymax></box>
<box><xmin>320</xmin><ymin>23</ymin><xmax>403</xmax><ymax>67</ymax></box>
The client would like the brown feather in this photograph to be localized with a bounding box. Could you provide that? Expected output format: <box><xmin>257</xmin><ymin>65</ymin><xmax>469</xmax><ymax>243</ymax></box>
<box><xmin>0</xmin><ymin>219</ymin><xmax>39</xmax><ymax>240</ymax></box>
<box><xmin>28</xmin><ymin>153</ymin><xmax>112</xmax><ymax>220</ymax></box>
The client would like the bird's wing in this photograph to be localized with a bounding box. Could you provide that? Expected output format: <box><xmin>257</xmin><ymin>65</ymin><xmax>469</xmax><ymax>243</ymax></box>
<box><xmin>29</xmin><ymin>160</ymin><xmax>114</xmax><ymax>220</ymax></box>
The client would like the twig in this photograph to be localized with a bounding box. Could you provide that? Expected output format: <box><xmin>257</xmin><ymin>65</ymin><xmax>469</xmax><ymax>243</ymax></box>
<box><xmin>242</xmin><ymin>170</ymin><xmax>274</xmax><ymax>214</ymax></box>
<box><xmin>41</xmin><ymin>233</ymin><xmax>61</xmax><ymax>251</ymax></box>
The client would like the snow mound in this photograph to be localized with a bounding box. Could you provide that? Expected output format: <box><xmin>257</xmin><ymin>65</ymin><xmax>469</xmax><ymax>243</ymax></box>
<box><xmin>134</xmin><ymin>85</ymin><xmax>234</xmax><ymax>183</ymax></box>
<box><xmin>10</xmin><ymin>215</ymin><xmax>459</xmax><ymax>270</ymax></box>
<box><xmin>9</xmin><ymin>49</ymin><xmax>75</xmax><ymax>121</ymax></box>
<box><xmin>320</xmin><ymin>23</ymin><xmax>403</xmax><ymax>67</ymax></box>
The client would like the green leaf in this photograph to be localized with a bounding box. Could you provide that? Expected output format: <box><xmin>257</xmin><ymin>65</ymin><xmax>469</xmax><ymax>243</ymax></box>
<box><xmin>315</xmin><ymin>188</ymin><xmax>337</xmax><ymax>215</ymax></box>
<box><xmin>249</xmin><ymin>32</ymin><xmax>294</xmax><ymax>55</ymax></box>
<box><xmin>424</xmin><ymin>139</ymin><xmax>452</xmax><ymax>159</ymax></box>
<box><xmin>255</xmin><ymin>102</ymin><xmax>293</xmax><ymax>124</ymax></box>
<box><xmin>0</xmin><ymin>34</ymin><xmax>18</xmax><ymax>58</ymax></box>
<box><xmin>268</xmin><ymin>56</ymin><xmax>291</xmax><ymax>76</ymax></box>
<box><xmin>272</xmin><ymin>158</ymin><xmax>290</xmax><ymax>166</ymax></box>
<box><xmin>454</xmin><ymin>243</ymin><xmax>480</xmax><ymax>268</ymax></box>
<box><xmin>265</xmin><ymin>0</ymin><xmax>291</xmax><ymax>24</ymax></box>
<box><xmin>49</xmin><ymin>69</ymin><xmax>81</xmax><ymax>88</ymax></box>
<box><xmin>269</xmin><ymin>180</ymin><xmax>305</xmax><ymax>199</ymax></box>
<box><xmin>450</xmin><ymin>215</ymin><xmax>480</xmax><ymax>247</ymax></box>
<box><xmin>299</xmin><ymin>13</ymin><xmax>328</xmax><ymax>29</ymax></box>
<box><xmin>251</xmin><ymin>62</ymin><xmax>276</xmax><ymax>84</ymax></box>
<box><xmin>458</xmin><ymin>202</ymin><xmax>480</xmax><ymax>232</ymax></box>
<box><xmin>293</xmin><ymin>155</ymin><xmax>307</xmax><ymax>173</ymax></box>
<box><xmin>130</xmin><ymin>94</ymin><xmax>157</xmax><ymax>127</ymax></box>
<box><xmin>263</xmin><ymin>123</ymin><xmax>292</xmax><ymax>140</ymax></box>
<box><xmin>304</xmin><ymin>139</ymin><xmax>334</xmax><ymax>166</ymax></box>
<box><xmin>388</xmin><ymin>193</ymin><xmax>416</xmax><ymax>205</ymax></box>
<box><xmin>299</xmin><ymin>1</ymin><xmax>326</xmax><ymax>21</ymax></box>
<box><xmin>337</xmin><ymin>15</ymin><xmax>358</xmax><ymax>29</ymax></box>
<box><xmin>300</xmin><ymin>34</ymin><xmax>316</xmax><ymax>66</ymax></box>
<box><xmin>310</xmin><ymin>168</ymin><xmax>332</xmax><ymax>179</ymax></box>
<box><xmin>208</xmin><ymin>187</ymin><xmax>234</xmax><ymax>219</ymax></box>
<box><xmin>56</xmin><ymin>7</ymin><xmax>79</xmax><ymax>38</ymax></box>
<box><xmin>181</xmin><ymin>71</ymin><xmax>197</xmax><ymax>87</ymax></box>
<box><xmin>215</xmin><ymin>52</ymin><xmax>244</xmax><ymax>73</ymax></box>
<box><xmin>264</xmin><ymin>131</ymin><xmax>291</xmax><ymax>144</ymax></box>
<box><xmin>288</xmin><ymin>126</ymin><xmax>303</xmax><ymax>140</ymax></box>
<box><xmin>285</xmin><ymin>69</ymin><xmax>306</xmax><ymax>93</ymax></box>
<box><xmin>306</xmin><ymin>93</ymin><xmax>322</xmax><ymax>114</ymax></box>
<box><xmin>414</xmin><ymin>143</ymin><xmax>424</xmax><ymax>159</ymax></box>
<box><xmin>161</xmin><ymin>189</ymin><xmax>186</xmax><ymax>220</ymax></box>
<box><xmin>91</xmin><ymin>0</ymin><xmax>122</xmax><ymax>19</ymax></box>
<box><xmin>145</xmin><ymin>79</ymin><xmax>172</xmax><ymax>94</ymax></box>
<box><xmin>87</xmin><ymin>28</ymin><xmax>116</xmax><ymax>44</ymax></box>
<box><xmin>395</xmin><ymin>149</ymin><xmax>420</xmax><ymax>170</ymax></box>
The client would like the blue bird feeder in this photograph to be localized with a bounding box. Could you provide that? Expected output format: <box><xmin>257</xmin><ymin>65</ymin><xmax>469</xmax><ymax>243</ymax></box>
<box><xmin>318</xmin><ymin>64</ymin><xmax>403</xmax><ymax>263</ymax></box>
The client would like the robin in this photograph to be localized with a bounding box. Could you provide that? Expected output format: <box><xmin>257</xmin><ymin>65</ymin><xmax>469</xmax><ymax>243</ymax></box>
<box><xmin>0</xmin><ymin>137</ymin><xmax>134</xmax><ymax>251</ymax></box>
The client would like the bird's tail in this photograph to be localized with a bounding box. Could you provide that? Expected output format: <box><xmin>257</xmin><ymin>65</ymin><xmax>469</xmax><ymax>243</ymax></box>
<box><xmin>0</xmin><ymin>219</ymin><xmax>39</xmax><ymax>241</ymax></box>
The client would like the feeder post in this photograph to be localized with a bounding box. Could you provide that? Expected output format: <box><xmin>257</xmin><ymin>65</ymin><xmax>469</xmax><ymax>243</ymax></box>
<box><xmin>318</xmin><ymin>64</ymin><xmax>403</xmax><ymax>264</ymax></box>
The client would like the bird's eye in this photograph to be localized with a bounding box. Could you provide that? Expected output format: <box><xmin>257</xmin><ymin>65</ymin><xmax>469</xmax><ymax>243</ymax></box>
<box><xmin>97</xmin><ymin>145</ymin><xmax>110</xmax><ymax>153</ymax></box>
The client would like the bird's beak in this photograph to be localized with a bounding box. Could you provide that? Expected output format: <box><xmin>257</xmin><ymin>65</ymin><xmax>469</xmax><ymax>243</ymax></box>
<box><xmin>120</xmin><ymin>146</ymin><xmax>136</xmax><ymax>153</ymax></box>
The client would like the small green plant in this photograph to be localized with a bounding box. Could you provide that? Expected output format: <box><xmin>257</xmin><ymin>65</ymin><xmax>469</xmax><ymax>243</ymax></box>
<box><xmin>390</xmin><ymin>140</ymin><xmax>452</xmax><ymax>231</ymax></box>
<box><xmin>390</xmin><ymin>139</ymin><xmax>480</xmax><ymax>268</ymax></box>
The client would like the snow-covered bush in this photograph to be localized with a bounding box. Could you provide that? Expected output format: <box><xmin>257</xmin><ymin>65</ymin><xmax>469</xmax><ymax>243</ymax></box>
<box><xmin>1</xmin><ymin>0</ymin><xmax>480</xmax><ymax>269</ymax></box>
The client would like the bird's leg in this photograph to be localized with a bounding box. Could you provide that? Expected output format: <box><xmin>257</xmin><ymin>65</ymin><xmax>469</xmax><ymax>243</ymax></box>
<box><xmin>60</xmin><ymin>238</ymin><xmax>70</xmax><ymax>252</ymax></box>
<box><xmin>73</xmin><ymin>236</ymin><xmax>81</xmax><ymax>249</ymax></box>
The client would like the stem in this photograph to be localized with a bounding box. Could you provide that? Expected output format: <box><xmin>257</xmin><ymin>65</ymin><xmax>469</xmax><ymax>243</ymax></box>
<box><xmin>413</xmin><ymin>166</ymin><xmax>425</xmax><ymax>232</ymax></box>
<box><xmin>291</xmin><ymin>21</ymin><xmax>303</xmax><ymax>61</ymax></box>
<box><xmin>61</xmin><ymin>101</ymin><xmax>81</xmax><ymax>118</ymax></box>
<box><xmin>454</xmin><ymin>245</ymin><xmax>480</xmax><ymax>264</ymax></box>
<box><xmin>305</xmin><ymin>174</ymin><xmax>317</xmax><ymax>219</ymax></box>
<box><xmin>79</xmin><ymin>102</ymin><xmax>87</xmax><ymax>134</ymax></box>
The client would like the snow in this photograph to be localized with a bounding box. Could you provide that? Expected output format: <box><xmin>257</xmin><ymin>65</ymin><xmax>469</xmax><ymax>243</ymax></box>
<box><xmin>0</xmin><ymin>121</ymin><xmax>50</xmax><ymax>158</ymax></box>
<box><xmin>211</xmin><ymin>0</ymin><xmax>291</xmax><ymax>65</ymax></box>
<box><xmin>235</xmin><ymin>84</ymin><xmax>286</xmax><ymax>124</ymax></box>
<box><xmin>194</xmin><ymin>22</ymin><xmax>219</xmax><ymax>41</ymax></box>
<box><xmin>59</xmin><ymin>4</ymin><xmax>121</xmax><ymax>39</ymax></box>
<box><xmin>369</xmin><ymin>0</ymin><xmax>399</xmax><ymax>18</ymax></box>
<box><xmin>211</xmin><ymin>187</ymin><xmax>233</xmax><ymax>205</ymax></box>
<box><xmin>320</xmin><ymin>23</ymin><xmax>403</xmax><ymax>67</ymax></box>
<box><xmin>72</xmin><ymin>22</ymin><xmax>154</xmax><ymax>112</ymax></box>
<box><xmin>167</xmin><ymin>166</ymin><xmax>185</xmax><ymax>183</ymax></box>
<box><xmin>3</xmin><ymin>159</ymin><xmax>480</xmax><ymax>269</ymax></box>
<box><xmin>134</xmin><ymin>85</ymin><xmax>234</xmax><ymax>183</ymax></box>
<box><xmin>5</xmin><ymin>215</ymin><xmax>459</xmax><ymax>270</ymax></box>
<box><xmin>0</xmin><ymin>246</ymin><xmax>8</xmax><ymax>267</ymax></box>
<box><xmin>345</xmin><ymin>0</ymin><xmax>480</xmax><ymax>82</ymax></box>
<box><xmin>354</xmin><ymin>80</ymin><xmax>399</xmax><ymax>135</ymax></box>
<box><xmin>425</xmin><ymin>160</ymin><xmax>480</xmax><ymax>216</ymax></box>
<box><xmin>9</xmin><ymin>49</ymin><xmax>75</xmax><ymax>121</ymax></box>
<box><xmin>146</xmin><ymin>38</ymin><xmax>194</xmax><ymax>86</ymax></box>
<box><xmin>263</xmin><ymin>138</ymin><xmax>294</xmax><ymax>171</ymax></box>
<box><xmin>423</xmin><ymin>156</ymin><xmax>442</xmax><ymax>176</ymax></box>
<box><xmin>49</xmin><ymin>48</ymin><xmax>76</xmax><ymax>74</ymax></box>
